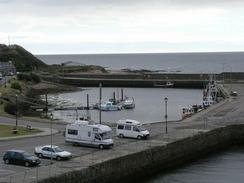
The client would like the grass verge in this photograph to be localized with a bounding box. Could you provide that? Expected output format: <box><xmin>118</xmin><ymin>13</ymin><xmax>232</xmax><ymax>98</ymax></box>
<box><xmin>0</xmin><ymin>124</ymin><xmax>42</xmax><ymax>138</ymax></box>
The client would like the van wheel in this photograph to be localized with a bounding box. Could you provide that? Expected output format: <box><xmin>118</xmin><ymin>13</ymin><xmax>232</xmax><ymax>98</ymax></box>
<box><xmin>119</xmin><ymin>134</ymin><xmax>124</xmax><ymax>138</ymax></box>
<box><xmin>99</xmin><ymin>145</ymin><xmax>104</xmax><ymax>149</ymax></box>
<box><xmin>25</xmin><ymin>161</ymin><xmax>30</xmax><ymax>167</ymax></box>
<box><xmin>4</xmin><ymin>159</ymin><xmax>9</xmax><ymax>164</ymax></box>
<box><xmin>56</xmin><ymin>156</ymin><xmax>61</xmax><ymax>161</ymax></box>
<box><xmin>137</xmin><ymin>135</ymin><xmax>142</xmax><ymax>140</ymax></box>
<box><xmin>38</xmin><ymin>153</ymin><xmax>43</xmax><ymax>158</ymax></box>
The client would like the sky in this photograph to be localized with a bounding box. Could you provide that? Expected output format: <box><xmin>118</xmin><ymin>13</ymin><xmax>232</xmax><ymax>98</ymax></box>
<box><xmin>0</xmin><ymin>0</ymin><xmax>244</xmax><ymax>54</ymax></box>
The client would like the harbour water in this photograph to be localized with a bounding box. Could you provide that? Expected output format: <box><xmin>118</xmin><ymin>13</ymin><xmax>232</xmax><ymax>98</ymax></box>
<box><xmin>37</xmin><ymin>52</ymin><xmax>244</xmax><ymax>73</ymax></box>
<box><xmin>49</xmin><ymin>87</ymin><xmax>203</xmax><ymax>123</ymax></box>
<box><xmin>143</xmin><ymin>146</ymin><xmax>244</xmax><ymax>183</ymax></box>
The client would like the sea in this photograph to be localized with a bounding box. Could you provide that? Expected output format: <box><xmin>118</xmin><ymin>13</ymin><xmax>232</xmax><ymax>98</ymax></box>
<box><xmin>37</xmin><ymin>52</ymin><xmax>244</xmax><ymax>182</ymax></box>
<box><xmin>143</xmin><ymin>146</ymin><xmax>244</xmax><ymax>183</ymax></box>
<box><xmin>37</xmin><ymin>52</ymin><xmax>244</xmax><ymax>73</ymax></box>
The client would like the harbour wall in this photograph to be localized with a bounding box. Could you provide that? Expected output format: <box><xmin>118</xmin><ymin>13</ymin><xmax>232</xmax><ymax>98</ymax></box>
<box><xmin>41</xmin><ymin>72</ymin><xmax>244</xmax><ymax>88</ymax></box>
<box><xmin>39</xmin><ymin>124</ymin><xmax>244</xmax><ymax>183</ymax></box>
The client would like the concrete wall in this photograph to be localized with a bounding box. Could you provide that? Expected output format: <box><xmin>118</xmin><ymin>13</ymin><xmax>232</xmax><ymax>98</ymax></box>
<box><xmin>41</xmin><ymin>72</ymin><xmax>244</xmax><ymax>88</ymax></box>
<box><xmin>41</xmin><ymin>75</ymin><xmax>207</xmax><ymax>88</ymax></box>
<box><xmin>39</xmin><ymin>124</ymin><xmax>244</xmax><ymax>183</ymax></box>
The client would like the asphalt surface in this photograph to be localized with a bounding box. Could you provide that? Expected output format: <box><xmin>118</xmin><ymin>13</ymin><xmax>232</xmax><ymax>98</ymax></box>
<box><xmin>0</xmin><ymin>84</ymin><xmax>243</xmax><ymax>182</ymax></box>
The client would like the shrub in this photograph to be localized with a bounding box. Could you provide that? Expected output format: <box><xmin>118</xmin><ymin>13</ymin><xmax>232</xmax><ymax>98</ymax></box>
<box><xmin>17</xmin><ymin>73</ymin><xmax>41</xmax><ymax>83</ymax></box>
<box><xmin>17</xmin><ymin>73</ymin><xmax>32</xmax><ymax>81</ymax></box>
<box><xmin>4</xmin><ymin>102</ymin><xmax>16</xmax><ymax>115</ymax></box>
<box><xmin>11</xmin><ymin>82</ymin><xmax>22</xmax><ymax>91</ymax></box>
<box><xmin>30</xmin><ymin>73</ymin><xmax>41</xmax><ymax>83</ymax></box>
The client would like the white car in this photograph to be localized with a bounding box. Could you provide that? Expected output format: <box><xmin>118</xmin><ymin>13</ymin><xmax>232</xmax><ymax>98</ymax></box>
<box><xmin>34</xmin><ymin>145</ymin><xmax>72</xmax><ymax>161</ymax></box>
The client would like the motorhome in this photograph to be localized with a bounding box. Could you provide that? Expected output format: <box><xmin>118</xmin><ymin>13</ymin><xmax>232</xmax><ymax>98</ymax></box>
<box><xmin>65</xmin><ymin>120</ymin><xmax>113</xmax><ymax>149</ymax></box>
<box><xmin>116</xmin><ymin>119</ymin><xmax>150</xmax><ymax>139</ymax></box>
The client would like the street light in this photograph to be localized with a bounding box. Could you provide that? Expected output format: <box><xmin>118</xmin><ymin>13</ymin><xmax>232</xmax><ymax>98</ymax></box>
<box><xmin>15</xmin><ymin>94</ymin><xmax>18</xmax><ymax>128</ymax></box>
<box><xmin>164</xmin><ymin>97</ymin><xmax>168</xmax><ymax>134</ymax></box>
<box><xmin>50</xmin><ymin>113</ymin><xmax>53</xmax><ymax>164</ymax></box>
<box><xmin>99</xmin><ymin>83</ymin><xmax>102</xmax><ymax>124</ymax></box>
<box><xmin>222</xmin><ymin>63</ymin><xmax>226</xmax><ymax>84</ymax></box>
<box><xmin>4</xmin><ymin>76</ymin><xmax>6</xmax><ymax>88</ymax></box>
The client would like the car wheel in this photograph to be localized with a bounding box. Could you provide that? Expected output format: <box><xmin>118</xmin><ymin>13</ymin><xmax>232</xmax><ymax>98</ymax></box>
<box><xmin>99</xmin><ymin>144</ymin><xmax>104</xmax><ymax>149</ymax></box>
<box><xmin>4</xmin><ymin>159</ymin><xmax>9</xmax><ymax>164</ymax></box>
<box><xmin>137</xmin><ymin>135</ymin><xmax>142</xmax><ymax>140</ymax></box>
<box><xmin>25</xmin><ymin>161</ymin><xmax>30</xmax><ymax>167</ymax></box>
<box><xmin>119</xmin><ymin>134</ymin><xmax>124</xmax><ymax>138</ymax></box>
<box><xmin>56</xmin><ymin>156</ymin><xmax>61</xmax><ymax>161</ymax></box>
<box><xmin>38</xmin><ymin>153</ymin><xmax>43</xmax><ymax>158</ymax></box>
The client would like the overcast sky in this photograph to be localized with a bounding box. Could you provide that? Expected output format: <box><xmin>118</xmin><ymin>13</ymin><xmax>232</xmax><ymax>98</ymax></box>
<box><xmin>0</xmin><ymin>0</ymin><xmax>244</xmax><ymax>54</ymax></box>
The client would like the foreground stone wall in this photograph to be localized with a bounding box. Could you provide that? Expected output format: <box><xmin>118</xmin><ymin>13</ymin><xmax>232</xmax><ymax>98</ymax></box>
<box><xmin>39</xmin><ymin>124</ymin><xmax>244</xmax><ymax>183</ymax></box>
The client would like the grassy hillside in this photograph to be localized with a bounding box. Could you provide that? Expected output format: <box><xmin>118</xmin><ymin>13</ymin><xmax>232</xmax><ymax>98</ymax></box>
<box><xmin>0</xmin><ymin>44</ymin><xmax>47</xmax><ymax>71</ymax></box>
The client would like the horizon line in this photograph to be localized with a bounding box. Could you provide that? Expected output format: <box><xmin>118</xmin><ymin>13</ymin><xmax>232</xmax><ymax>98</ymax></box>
<box><xmin>35</xmin><ymin>50</ymin><xmax>244</xmax><ymax>56</ymax></box>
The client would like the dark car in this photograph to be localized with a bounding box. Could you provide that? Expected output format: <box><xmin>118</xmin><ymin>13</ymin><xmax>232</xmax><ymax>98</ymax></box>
<box><xmin>3</xmin><ymin>150</ymin><xmax>41</xmax><ymax>167</ymax></box>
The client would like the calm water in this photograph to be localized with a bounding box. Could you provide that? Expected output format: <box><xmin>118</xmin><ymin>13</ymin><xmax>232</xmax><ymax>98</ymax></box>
<box><xmin>49</xmin><ymin>87</ymin><xmax>202</xmax><ymax>123</ymax></box>
<box><xmin>37</xmin><ymin>52</ymin><xmax>244</xmax><ymax>73</ymax></box>
<box><xmin>143</xmin><ymin>147</ymin><xmax>244</xmax><ymax>183</ymax></box>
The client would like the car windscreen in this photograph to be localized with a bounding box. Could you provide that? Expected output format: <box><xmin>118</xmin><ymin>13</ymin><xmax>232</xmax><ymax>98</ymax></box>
<box><xmin>100</xmin><ymin>132</ymin><xmax>111</xmax><ymax>140</ymax></box>
<box><xmin>138</xmin><ymin>126</ymin><xmax>146</xmax><ymax>131</ymax></box>
<box><xmin>54</xmin><ymin>147</ymin><xmax>63</xmax><ymax>152</ymax></box>
<box><xmin>23</xmin><ymin>152</ymin><xmax>32</xmax><ymax>158</ymax></box>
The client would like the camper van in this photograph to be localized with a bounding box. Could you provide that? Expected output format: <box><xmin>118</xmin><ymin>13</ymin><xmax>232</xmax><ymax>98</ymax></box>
<box><xmin>65</xmin><ymin>120</ymin><xmax>113</xmax><ymax>149</ymax></box>
<box><xmin>116</xmin><ymin>119</ymin><xmax>150</xmax><ymax>140</ymax></box>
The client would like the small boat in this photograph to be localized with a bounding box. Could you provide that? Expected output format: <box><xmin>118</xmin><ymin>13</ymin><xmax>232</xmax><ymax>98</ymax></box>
<box><xmin>122</xmin><ymin>98</ymin><xmax>135</xmax><ymax>109</ymax></box>
<box><xmin>182</xmin><ymin>107</ymin><xmax>194</xmax><ymax>120</ymax></box>
<box><xmin>153</xmin><ymin>81</ymin><xmax>174</xmax><ymax>87</ymax></box>
<box><xmin>100</xmin><ymin>101</ymin><xmax>122</xmax><ymax>111</ymax></box>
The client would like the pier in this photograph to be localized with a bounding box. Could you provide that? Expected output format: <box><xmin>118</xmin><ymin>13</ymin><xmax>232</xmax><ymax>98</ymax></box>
<box><xmin>40</xmin><ymin>72</ymin><xmax>244</xmax><ymax>88</ymax></box>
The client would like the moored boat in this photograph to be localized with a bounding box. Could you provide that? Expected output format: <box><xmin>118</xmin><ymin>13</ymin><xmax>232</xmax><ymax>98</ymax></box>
<box><xmin>122</xmin><ymin>98</ymin><xmax>135</xmax><ymax>109</ymax></box>
<box><xmin>100</xmin><ymin>101</ymin><xmax>122</xmax><ymax>111</ymax></box>
<box><xmin>153</xmin><ymin>81</ymin><xmax>174</xmax><ymax>87</ymax></box>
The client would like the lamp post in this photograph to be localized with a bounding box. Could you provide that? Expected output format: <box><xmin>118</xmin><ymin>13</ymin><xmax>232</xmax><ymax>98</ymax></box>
<box><xmin>222</xmin><ymin>63</ymin><xmax>226</xmax><ymax>84</ymax></box>
<box><xmin>99</xmin><ymin>83</ymin><xmax>102</xmax><ymax>124</ymax></box>
<box><xmin>4</xmin><ymin>76</ymin><xmax>7</xmax><ymax>88</ymax></box>
<box><xmin>164</xmin><ymin>97</ymin><xmax>168</xmax><ymax>134</ymax></box>
<box><xmin>15</xmin><ymin>94</ymin><xmax>18</xmax><ymax>128</ymax></box>
<box><xmin>50</xmin><ymin>113</ymin><xmax>53</xmax><ymax>164</ymax></box>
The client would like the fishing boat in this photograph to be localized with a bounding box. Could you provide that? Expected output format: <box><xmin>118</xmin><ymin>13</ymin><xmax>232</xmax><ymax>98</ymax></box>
<box><xmin>100</xmin><ymin>101</ymin><xmax>122</xmax><ymax>111</ymax></box>
<box><xmin>153</xmin><ymin>81</ymin><xmax>174</xmax><ymax>87</ymax></box>
<box><xmin>202</xmin><ymin>76</ymin><xmax>218</xmax><ymax>108</ymax></box>
<box><xmin>122</xmin><ymin>98</ymin><xmax>135</xmax><ymax>109</ymax></box>
<box><xmin>181</xmin><ymin>105</ymin><xmax>202</xmax><ymax>120</ymax></box>
<box><xmin>182</xmin><ymin>107</ymin><xmax>194</xmax><ymax>120</ymax></box>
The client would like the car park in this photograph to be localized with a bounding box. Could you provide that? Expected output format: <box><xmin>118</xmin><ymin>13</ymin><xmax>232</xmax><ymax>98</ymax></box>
<box><xmin>3</xmin><ymin>150</ymin><xmax>41</xmax><ymax>167</ymax></box>
<box><xmin>34</xmin><ymin>145</ymin><xmax>72</xmax><ymax>160</ymax></box>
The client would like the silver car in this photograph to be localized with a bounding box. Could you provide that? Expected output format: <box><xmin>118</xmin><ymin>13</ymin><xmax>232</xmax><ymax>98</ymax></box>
<box><xmin>34</xmin><ymin>145</ymin><xmax>72</xmax><ymax>161</ymax></box>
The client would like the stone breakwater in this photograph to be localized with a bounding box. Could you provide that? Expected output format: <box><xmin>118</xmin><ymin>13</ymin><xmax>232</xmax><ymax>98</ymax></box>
<box><xmin>40</xmin><ymin>72</ymin><xmax>244</xmax><ymax>88</ymax></box>
<box><xmin>39</xmin><ymin>124</ymin><xmax>244</xmax><ymax>183</ymax></box>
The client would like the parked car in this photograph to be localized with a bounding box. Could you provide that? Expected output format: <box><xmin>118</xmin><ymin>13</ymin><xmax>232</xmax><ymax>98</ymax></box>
<box><xmin>65</xmin><ymin>120</ymin><xmax>114</xmax><ymax>149</ymax></box>
<box><xmin>3</xmin><ymin>150</ymin><xmax>41</xmax><ymax>167</ymax></box>
<box><xmin>34</xmin><ymin>145</ymin><xmax>72</xmax><ymax>160</ymax></box>
<box><xmin>230</xmin><ymin>91</ymin><xmax>238</xmax><ymax>96</ymax></box>
<box><xmin>116</xmin><ymin>119</ymin><xmax>150</xmax><ymax>140</ymax></box>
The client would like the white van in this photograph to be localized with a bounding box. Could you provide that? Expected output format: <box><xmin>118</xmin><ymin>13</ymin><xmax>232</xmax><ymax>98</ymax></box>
<box><xmin>116</xmin><ymin>119</ymin><xmax>150</xmax><ymax>140</ymax></box>
<box><xmin>65</xmin><ymin>120</ymin><xmax>113</xmax><ymax>149</ymax></box>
